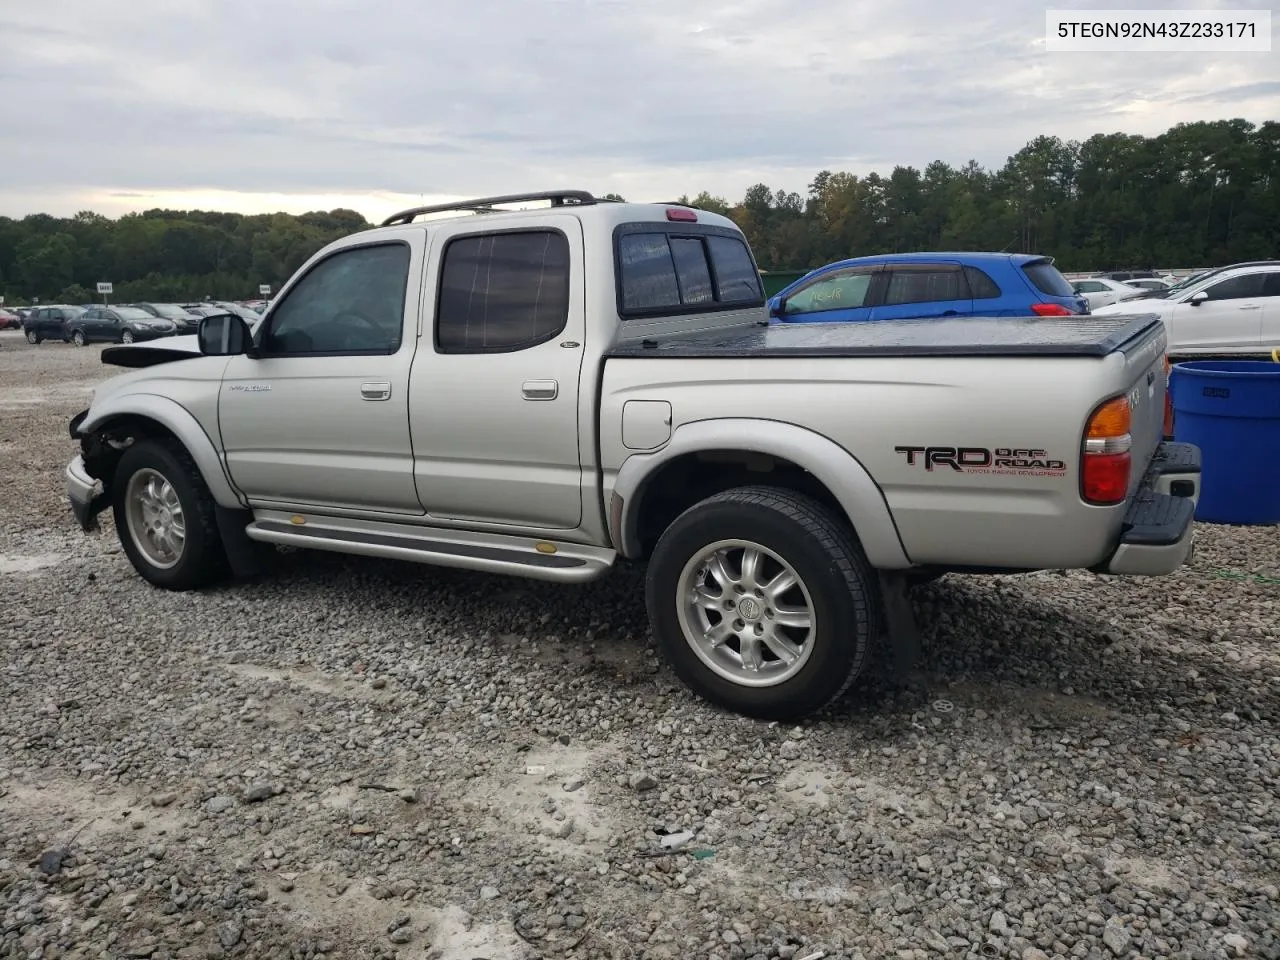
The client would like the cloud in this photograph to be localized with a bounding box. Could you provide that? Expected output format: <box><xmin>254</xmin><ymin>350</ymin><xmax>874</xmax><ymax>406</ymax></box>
<box><xmin>2</xmin><ymin>0</ymin><xmax>1277</xmax><ymax>217</ymax></box>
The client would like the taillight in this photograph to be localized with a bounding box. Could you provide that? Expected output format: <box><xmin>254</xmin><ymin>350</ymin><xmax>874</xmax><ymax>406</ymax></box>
<box><xmin>1163</xmin><ymin>355</ymin><xmax>1175</xmax><ymax>438</ymax></box>
<box><xmin>1031</xmin><ymin>302</ymin><xmax>1073</xmax><ymax>316</ymax></box>
<box><xmin>1082</xmin><ymin>395</ymin><xmax>1132</xmax><ymax>505</ymax></box>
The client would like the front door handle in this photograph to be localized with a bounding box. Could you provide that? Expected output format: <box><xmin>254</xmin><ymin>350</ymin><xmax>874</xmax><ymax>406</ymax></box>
<box><xmin>1238</xmin><ymin>304</ymin><xmax>1261</xmax><ymax>310</ymax></box>
<box><xmin>360</xmin><ymin>381</ymin><xmax>392</xmax><ymax>401</ymax></box>
<box><xmin>522</xmin><ymin>379</ymin><xmax>559</xmax><ymax>401</ymax></box>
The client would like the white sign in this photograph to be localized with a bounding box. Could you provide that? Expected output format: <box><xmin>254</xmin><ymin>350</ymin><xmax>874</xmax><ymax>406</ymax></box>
<box><xmin>0</xmin><ymin>296</ymin><xmax>5</xmax><ymax>306</ymax></box>
<box><xmin>258</xmin><ymin>284</ymin><xmax>272</xmax><ymax>296</ymax></box>
<box><xmin>96</xmin><ymin>282</ymin><xmax>113</xmax><ymax>294</ymax></box>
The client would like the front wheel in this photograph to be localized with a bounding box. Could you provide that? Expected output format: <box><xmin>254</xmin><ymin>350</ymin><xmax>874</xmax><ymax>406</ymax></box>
<box><xmin>112</xmin><ymin>439</ymin><xmax>227</xmax><ymax>589</ymax></box>
<box><xmin>121</xmin><ymin>329</ymin><xmax>135</xmax><ymax>344</ymax></box>
<box><xmin>72</xmin><ymin>329</ymin><xmax>86</xmax><ymax>347</ymax></box>
<box><xmin>645</xmin><ymin>486</ymin><xmax>881</xmax><ymax>720</ymax></box>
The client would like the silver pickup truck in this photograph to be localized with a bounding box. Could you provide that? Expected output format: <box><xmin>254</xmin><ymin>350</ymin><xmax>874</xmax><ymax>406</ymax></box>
<box><xmin>64</xmin><ymin>190</ymin><xmax>1202</xmax><ymax>719</ymax></box>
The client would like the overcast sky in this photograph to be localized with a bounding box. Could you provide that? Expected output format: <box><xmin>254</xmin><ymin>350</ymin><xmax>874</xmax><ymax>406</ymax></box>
<box><xmin>2</xmin><ymin>0</ymin><xmax>1276</xmax><ymax>221</ymax></box>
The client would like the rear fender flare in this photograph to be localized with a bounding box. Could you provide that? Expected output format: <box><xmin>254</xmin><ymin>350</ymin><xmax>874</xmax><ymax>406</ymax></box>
<box><xmin>78</xmin><ymin>394</ymin><xmax>245</xmax><ymax>508</ymax></box>
<box><xmin>610</xmin><ymin>418</ymin><xmax>911</xmax><ymax>569</ymax></box>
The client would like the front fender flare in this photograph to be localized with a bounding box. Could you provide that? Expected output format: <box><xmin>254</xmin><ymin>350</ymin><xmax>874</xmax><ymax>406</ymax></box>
<box><xmin>609</xmin><ymin>418</ymin><xmax>911</xmax><ymax>569</ymax></box>
<box><xmin>78</xmin><ymin>393</ymin><xmax>245</xmax><ymax>509</ymax></box>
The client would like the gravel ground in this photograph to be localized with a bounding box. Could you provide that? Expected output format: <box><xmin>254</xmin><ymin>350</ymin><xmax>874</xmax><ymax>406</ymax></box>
<box><xmin>2</xmin><ymin>328</ymin><xmax>1278</xmax><ymax>960</ymax></box>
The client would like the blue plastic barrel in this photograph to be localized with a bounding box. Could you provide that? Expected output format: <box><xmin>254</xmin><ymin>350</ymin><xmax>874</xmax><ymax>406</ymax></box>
<box><xmin>1169</xmin><ymin>360</ymin><xmax>1280</xmax><ymax>525</ymax></box>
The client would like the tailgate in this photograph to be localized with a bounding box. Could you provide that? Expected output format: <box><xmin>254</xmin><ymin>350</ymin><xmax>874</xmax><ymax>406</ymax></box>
<box><xmin>1112</xmin><ymin>318</ymin><xmax>1169</xmax><ymax>495</ymax></box>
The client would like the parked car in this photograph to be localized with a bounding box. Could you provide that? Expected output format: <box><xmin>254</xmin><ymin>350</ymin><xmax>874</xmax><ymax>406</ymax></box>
<box><xmin>22</xmin><ymin>305</ymin><xmax>85</xmax><ymax>343</ymax></box>
<box><xmin>181</xmin><ymin>304</ymin><xmax>225</xmax><ymax>318</ymax></box>
<box><xmin>0</xmin><ymin>308</ymin><xmax>21</xmax><ymax>330</ymax></box>
<box><xmin>1071</xmin><ymin>277</ymin><xmax>1150</xmax><ymax>310</ymax></box>
<box><xmin>1124</xmin><ymin>278</ymin><xmax>1172</xmax><ymax>293</ymax></box>
<box><xmin>767</xmin><ymin>252</ymin><xmax>1088</xmax><ymax>323</ymax></box>
<box><xmin>210</xmin><ymin>300</ymin><xmax>265</xmax><ymax>324</ymax></box>
<box><xmin>1093</xmin><ymin>261</ymin><xmax>1280</xmax><ymax>357</ymax></box>
<box><xmin>131</xmin><ymin>302</ymin><xmax>203</xmax><ymax>333</ymax></box>
<box><xmin>64</xmin><ymin>190</ymin><xmax>1200</xmax><ymax>720</ymax></box>
<box><xmin>67</xmin><ymin>306</ymin><xmax>178</xmax><ymax>345</ymax></box>
<box><xmin>1102</xmin><ymin>270</ymin><xmax>1157</xmax><ymax>282</ymax></box>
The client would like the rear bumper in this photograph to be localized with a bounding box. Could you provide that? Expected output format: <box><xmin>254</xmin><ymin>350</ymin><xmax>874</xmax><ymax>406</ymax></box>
<box><xmin>66</xmin><ymin>454</ymin><xmax>108</xmax><ymax>532</ymax></box>
<box><xmin>1097</xmin><ymin>441</ymin><xmax>1201</xmax><ymax>576</ymax></box>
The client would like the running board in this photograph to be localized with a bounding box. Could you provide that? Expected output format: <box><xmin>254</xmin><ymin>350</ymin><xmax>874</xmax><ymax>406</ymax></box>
<box><xmin>244</xmin><ymin>514</ymin><xmax>615</xmax><ymax>583</ymax></box>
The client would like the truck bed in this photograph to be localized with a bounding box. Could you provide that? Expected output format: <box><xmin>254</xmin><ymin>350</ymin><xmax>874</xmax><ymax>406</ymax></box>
<box><xmin>607</xmin><ymin>313</ymin><xmax>1164</xmax><ymax>359</ymax></box>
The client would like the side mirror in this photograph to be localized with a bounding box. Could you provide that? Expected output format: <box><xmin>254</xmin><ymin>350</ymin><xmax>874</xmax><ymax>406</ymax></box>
<box><xmin>197</xmin><ymin>313</ymin><xmax>251</xmax><ymax>356</ymax></box>
<box><xmin>1187</xmin><ymin>290</ymin><xmax>1208</xmax><ymax>306</ymax></box>
<box><xmin>771</xmin><ymin>296</ymin><xmax>788</xmax><ymax>317</ymax></box>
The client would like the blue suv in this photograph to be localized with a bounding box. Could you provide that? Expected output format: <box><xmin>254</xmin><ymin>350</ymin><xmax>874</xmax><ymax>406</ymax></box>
<box><xmin>767</xmin><ymin>252</ymin><xmax>1089</xmax><ymax>323</ymax></box>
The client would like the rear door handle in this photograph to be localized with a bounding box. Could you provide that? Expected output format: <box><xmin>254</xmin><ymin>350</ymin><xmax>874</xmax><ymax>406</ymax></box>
<box><xmin>522</xmin><ymin>379</ymin><xmax>558</xmax><ymax>401</ymax></box>
<box><xmin>1239</xmin><ymin>304</ymin><xmax>1261</xmax><ymax>310</ymax></box>
<box><xmin>360</xmin><ymin>381</ymin><xmax>392</xmax><ymax>401</ymax></box>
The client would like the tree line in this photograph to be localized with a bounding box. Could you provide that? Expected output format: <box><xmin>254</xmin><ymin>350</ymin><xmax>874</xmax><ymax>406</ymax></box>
<box><xmin>1</xmin><ymin>119</ymin><xmax>1276</xmax><ymax>305</ymax></box>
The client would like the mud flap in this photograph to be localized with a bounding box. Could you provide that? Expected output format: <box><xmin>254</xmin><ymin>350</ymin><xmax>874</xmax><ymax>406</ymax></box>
<box><xmin>877</xmin><ymin>571</ymin><xmax>925</xmax><ymax>684</ymax></box>
<box><xmin>214</xmin><ymin>505</ymin><xmax>271</xmax><ymax>579</ymax></box>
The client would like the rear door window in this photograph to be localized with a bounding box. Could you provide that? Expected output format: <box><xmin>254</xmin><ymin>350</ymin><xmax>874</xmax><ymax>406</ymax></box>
<box><xmin>1023</xmin><ymin>260</ymin><xmax>1076</xmax><ymax>297</ymax></box>
<box><xmin>883</xmin><ymin>266</ymin><xmax>964</xmax><ymax>305</ymax></box>
<box><xmin>437</xmin><ymin>230</ymin><xmax>570</xmax><ymax>352</ymax></box>
<box><xmin>1262</xmin><ymin>272</ymin><xmax>1280</xmax><ymax>297</ymax></box>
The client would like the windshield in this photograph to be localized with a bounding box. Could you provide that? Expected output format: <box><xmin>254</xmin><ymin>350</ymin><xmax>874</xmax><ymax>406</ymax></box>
<box><xmin>116</xmin><ymin>307</ymin><xmax>156</xmax><ymax>321</ymax></box>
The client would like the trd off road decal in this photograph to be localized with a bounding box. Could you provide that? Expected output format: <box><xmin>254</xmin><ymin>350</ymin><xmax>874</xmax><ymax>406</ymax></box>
<box><xmin>894</xmin><ymin>446</ymin><xmax>1067</xmax><ymax>477</ymax></box>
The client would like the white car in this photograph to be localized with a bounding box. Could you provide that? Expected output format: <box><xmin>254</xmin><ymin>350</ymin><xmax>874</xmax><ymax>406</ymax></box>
<box><xmin>1124</xmin><ymin>277</ymin><xmax>1172</xmax><ymax>293</ymax></box>
<box><xmin>1071</xmin><ymin>277</ymin><xmax>1149</xmax><ymax>309</ymax></box>
<box><xmin>1092</xmin><ymin>262</ymin><xmax>1280</xmax><ymax>357</ymax></box>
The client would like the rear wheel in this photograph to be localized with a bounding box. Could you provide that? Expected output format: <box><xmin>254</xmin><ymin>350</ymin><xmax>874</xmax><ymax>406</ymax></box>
<box><xmin>72</xmin><ymin>329</ymin><xmax>86</xmax><ymax>347</ymax></box>
<box><xmin>112</xmin><ymin>439</ymin><xmax>227</xmax><ymax>589</ymax></box>
<box><xmin>25</xmin><ymin>329</ymin><xmax>41</xmax><ymax>344</ymax></box>
<box><xmin>645</xmin><ymin>485</ymin><xmax>881</xmax><ymax>720</ymax></box>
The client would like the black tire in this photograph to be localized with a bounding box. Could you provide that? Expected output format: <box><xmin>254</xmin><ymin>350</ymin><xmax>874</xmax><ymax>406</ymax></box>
<box><xmin>121</xmin><ymin>329</ymin><xmax>135</xmax><ymax>344</ymax></box>
<box><xmin>72</xmin><ymin>329</ymin><xmax>86</xmax><ymax>347</ymax></box>
<box><xmin>112</xmin><ymin>438</ymin><xmax>228</xmax><ymax>590</ymax></box>
<box><xmin>25</xmin><ymin>329</ymin><xmax>41</xmax><ymax>344</ymax></box>
<box><xmin>645</xmin><ymin>485</ymin><xmax>881</xmax><ymax>721</ymax></box>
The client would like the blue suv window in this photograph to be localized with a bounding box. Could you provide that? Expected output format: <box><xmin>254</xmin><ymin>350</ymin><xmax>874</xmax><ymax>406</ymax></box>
<box><xmin>783</xmin><ymin>268</ymin><xmax>876</xmax><ymax>316</ymax></box>
<box><xmin>883</xmin><ymin>266</ymin><xmax>963</xmax><ymax>305</ymax></box>
<box><xmin>964</xmin><ymin>266</ymin><xmax>1001</xmax><ymax>299</ymax></box>
<box><xmin>1022</xmin><ymin>260</ymin><xmax>1075</xmax><ymax>297</ymax></box>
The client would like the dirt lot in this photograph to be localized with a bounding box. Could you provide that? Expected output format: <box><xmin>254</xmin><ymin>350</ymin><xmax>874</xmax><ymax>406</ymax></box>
<box><xmin>1</xmin><ymin>329</ymin><xmax>1278</xmax><ymax>960</ymax></box>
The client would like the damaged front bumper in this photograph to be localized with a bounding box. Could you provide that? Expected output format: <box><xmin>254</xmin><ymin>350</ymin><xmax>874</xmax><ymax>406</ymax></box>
<box><xmin>66</xmin><ymin>410</ymin><xmax>109</xmax><ymax>532</ymax></box>
<box><xmin>66</xmin><ymin>454</ymin><xmax>109</xmax><ymax>532</ymax></box>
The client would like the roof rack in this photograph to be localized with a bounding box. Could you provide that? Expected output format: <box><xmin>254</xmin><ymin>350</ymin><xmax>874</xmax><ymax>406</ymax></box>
<box><xmin>381</xmin><ymin>190</ymin><xmax>600</xmax><ymax>227</ymax></box>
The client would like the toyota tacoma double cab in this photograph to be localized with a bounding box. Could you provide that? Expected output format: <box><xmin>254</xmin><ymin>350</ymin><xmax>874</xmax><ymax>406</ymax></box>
<box><xmin>64</xmin><ymin>190</ymin><xmax>1201</xmax><ymax>720</ymax></box>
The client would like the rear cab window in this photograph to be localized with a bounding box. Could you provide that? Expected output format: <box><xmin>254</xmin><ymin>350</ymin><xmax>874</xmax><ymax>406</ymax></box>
<box><xmin>1022</xmin><ymin>259</ymin><xmax>1076</xmax><ymax>298</ymax></box>
<box><xmin>615</xmin><ymin>222</ymin><xmax>764</xmax><ymax>317</ymax></box>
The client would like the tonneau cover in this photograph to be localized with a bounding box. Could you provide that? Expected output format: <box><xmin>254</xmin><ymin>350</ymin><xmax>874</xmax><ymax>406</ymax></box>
<box><xmin>607</xmin><ymin>313</ymin><xmax>1164</xmax><ymax>360</ymax></box>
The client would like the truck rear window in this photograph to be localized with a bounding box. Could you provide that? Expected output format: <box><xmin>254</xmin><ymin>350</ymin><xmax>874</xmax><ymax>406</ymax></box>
<box><xmin>1022</xmin><ymin>260</ymin><xmax>1075</xmax><ymax>297</ymax></box>
<box><xmin>617</xmin><ymin>227</ymin><xmax>764</xmax><ymax>316</ymax></box>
